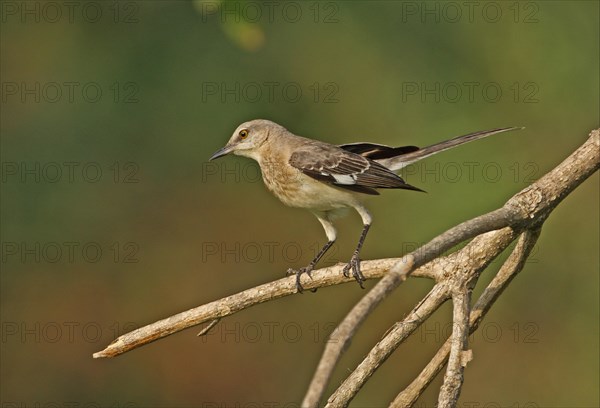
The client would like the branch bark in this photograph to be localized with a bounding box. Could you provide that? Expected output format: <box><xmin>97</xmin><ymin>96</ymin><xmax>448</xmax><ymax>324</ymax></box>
<box><xmin>93</xmin><ymin>258</ymin><xmax>437</xmax><ymax>358</ymax></box>
<box><xmin>437</xmin><ymin>289</ymin><xmax>471</xmax><ymax>406</ymax></box>
<box><xmin>323</xmin><ymin>226</ymin><xmax>519</xmax><ymax>407</ymax></box>
<box><xmin>390</xmin><ymin>228</ymin><xmax>541</xmax><ymax>407</ymax></box>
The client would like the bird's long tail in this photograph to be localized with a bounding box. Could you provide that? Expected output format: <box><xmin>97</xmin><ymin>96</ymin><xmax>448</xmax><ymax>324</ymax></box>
<box><xmin>360</xmin><ymin>127</ymin><xmax>523</xmax><ymax>171</ymax></box>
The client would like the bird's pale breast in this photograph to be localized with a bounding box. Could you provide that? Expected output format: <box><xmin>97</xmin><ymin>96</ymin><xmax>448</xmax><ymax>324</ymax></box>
<box><xmin>259</xmin><ymin>156</ymin><xmax>358</xmax><ymax>211</ymax></box>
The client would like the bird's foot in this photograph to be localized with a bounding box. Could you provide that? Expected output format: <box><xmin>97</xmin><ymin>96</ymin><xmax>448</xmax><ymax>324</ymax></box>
<box><xmin>286</xmin><ymin>265</ymin><xmax>317</xmax><ymax>293</ymax></box>
<box><xmin>343</xmin><ymin>254</ymin><xmax>365</xmax><ymax>289</ymax></box>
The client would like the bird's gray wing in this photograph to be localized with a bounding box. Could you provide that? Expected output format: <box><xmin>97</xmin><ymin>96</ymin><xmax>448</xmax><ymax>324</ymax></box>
<box><xmin>289</xmin><ymin>143</ymin><xmax>424</xmax><ymax>195</ymax></box>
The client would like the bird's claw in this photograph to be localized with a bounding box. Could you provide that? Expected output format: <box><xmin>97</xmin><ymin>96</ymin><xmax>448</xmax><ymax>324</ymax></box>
<box><xmin>343</xmin><ymin>254</ymin><xmax>365</xmax><ymax>289</ymax></box>
<box><xmin>286</xmin><ymin>265</ymin><xmax>317</xmax><ymax>293</ymax></box>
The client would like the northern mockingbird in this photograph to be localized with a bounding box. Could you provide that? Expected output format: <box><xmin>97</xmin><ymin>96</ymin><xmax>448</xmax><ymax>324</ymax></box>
<box><xmin>210</xmin><ymin>120</ymin><xmax>521</xmax><ymax>292</ymax></box>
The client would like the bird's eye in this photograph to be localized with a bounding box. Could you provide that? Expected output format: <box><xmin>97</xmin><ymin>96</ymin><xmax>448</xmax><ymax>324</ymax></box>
<box><xmin>239</xmin><ymin>129</ymin><xmax>249</xmax><ymax>139</ymax></box>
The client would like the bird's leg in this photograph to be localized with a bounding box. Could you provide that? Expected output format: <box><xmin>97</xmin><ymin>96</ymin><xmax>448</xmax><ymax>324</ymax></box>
<box><xmin>343</xmin><ymin>223</ymin><xmax>371</xmax><ymax>288</ymax></box>
<box><xmin>300</xmin><ymin>240</ymin><xmax>336</xmax><ymax>279</ymax></box>
<box><xmin>287</xmin><ymin>240</ymin><xmax>335</xmax><ymax>292</ymax></box>
<box><xmin>287</xmin><ymin>212</ymin><xmax>337</xmax><ymax>293</ymax></box>
<box><xmin>343</xmin><ymin>205</ymin><xmax>372</xmax><ymax>288</ymax></box>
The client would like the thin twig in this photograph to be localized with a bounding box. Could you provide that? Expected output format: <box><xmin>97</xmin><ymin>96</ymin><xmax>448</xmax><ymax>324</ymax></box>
<box><xmin>197</xmin><ymin>318</ymin><xmax>220</xmax><ymax>337</ymax></box>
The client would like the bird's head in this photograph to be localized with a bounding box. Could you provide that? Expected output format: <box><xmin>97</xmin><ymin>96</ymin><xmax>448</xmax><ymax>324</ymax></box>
<box><xmin>209</xmin><ymin>119</ymin><xmax>282</xmax><ymax>161</ymax></box>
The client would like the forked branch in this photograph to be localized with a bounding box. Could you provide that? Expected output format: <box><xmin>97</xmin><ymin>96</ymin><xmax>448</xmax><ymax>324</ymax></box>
<box><xmin>308</xmin><ymin>129</ymin><xmax>598</xmax><ymax>406</ymax></box>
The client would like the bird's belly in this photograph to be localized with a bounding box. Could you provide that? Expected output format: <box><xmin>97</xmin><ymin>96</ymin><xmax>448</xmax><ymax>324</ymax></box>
<box><xmin>261</xmin><ymin>166</ymin><xmax>355</xmax><ymax>211</ymax></box>
<box><xmin>261</xmin><ymin>163</ymin><xmax>356</xmax><ymax>211</ymax></box>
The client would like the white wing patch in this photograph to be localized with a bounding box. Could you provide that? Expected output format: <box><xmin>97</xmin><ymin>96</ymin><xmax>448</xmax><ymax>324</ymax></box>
<box><xmin>331</xmin><ymin>174</ymin><xmax>357</xmax><ymax>185</ymax></box>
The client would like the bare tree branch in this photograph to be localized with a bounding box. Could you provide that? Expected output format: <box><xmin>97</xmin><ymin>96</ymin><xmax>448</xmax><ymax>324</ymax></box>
<box><xmin>323</xmin><ymin>226</ymin><xmax>518</xmax><ymax>407</ymax></box>
<box><xmin>390</xmin><ymin>228</ymin><xmax>541</xmax><ymax>407</ymax></box>
<box><xmin>93</xmin><ymin>258</ymin><xmax>437</xmax><ymax>358</ymax></box>
<box><xmin>93</xmin><ymin>129</ymin><xmax>598</xmax><ymax>408</ymax></box>
<box><xmin>302</xmin><ymin>214</ymin><xmax>513</xmax><ymax>406</ymax></box>
<box><xmin>305</xmin><ymin>129</ymin><xmax>599</xmax><ymax>406</ymax></box>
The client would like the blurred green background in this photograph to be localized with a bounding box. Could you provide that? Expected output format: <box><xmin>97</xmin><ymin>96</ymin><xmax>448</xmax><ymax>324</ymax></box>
<box><xmin>1</xmin><ymin>1</ymin><xmax>598</xmax><ymax>407</ymax></box>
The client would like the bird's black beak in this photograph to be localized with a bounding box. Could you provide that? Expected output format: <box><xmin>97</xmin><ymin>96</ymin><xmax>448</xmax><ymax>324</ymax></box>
<box><xmin>209</xmin><ymin>145</ymin><xmax>234</xmax><ymax>161</ymax></box>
